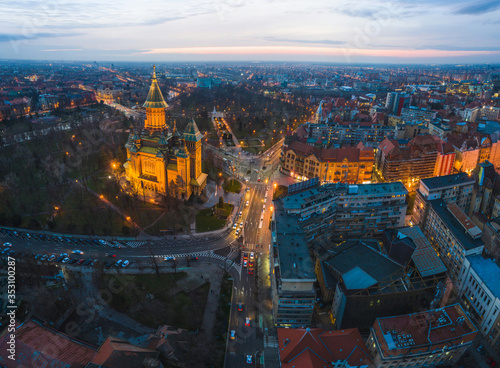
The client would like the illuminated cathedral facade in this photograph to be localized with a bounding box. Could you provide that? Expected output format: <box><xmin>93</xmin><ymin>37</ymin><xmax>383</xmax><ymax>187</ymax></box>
<box><xmin>123</xmin><ymin>66</ymin><xmax>207</xmax><ymax>200</ymax></box>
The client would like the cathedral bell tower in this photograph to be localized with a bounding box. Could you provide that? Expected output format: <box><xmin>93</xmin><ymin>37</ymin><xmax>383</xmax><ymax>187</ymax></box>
<box><xmin>143</xmin><ymin>65</ymin><xmax>168</xmax><ymax>133</ymax></box>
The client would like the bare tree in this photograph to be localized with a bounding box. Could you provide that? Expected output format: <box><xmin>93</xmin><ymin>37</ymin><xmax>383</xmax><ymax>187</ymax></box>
<box><xmin>148</xmin><ymin>246</ymin><xmax>161</xmax><ymax>276</ymax></box>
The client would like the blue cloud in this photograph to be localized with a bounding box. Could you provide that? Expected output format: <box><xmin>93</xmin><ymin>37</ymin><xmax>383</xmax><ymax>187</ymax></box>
<box><xmin>454</xmin><ymin>0</ymin><xmax>500</xmax><ymax>15</ymax></box>
<box><xmin>0</xmin><ymin>32</ymin><xmax>84</xmax><ymax>43</ymax></box>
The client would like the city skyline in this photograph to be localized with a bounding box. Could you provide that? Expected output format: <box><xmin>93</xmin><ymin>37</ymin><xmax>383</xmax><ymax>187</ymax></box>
<box><xmin>1</xmin><ymin>0</ymin><xmax>500</xmax><ymax>63</ymax></box>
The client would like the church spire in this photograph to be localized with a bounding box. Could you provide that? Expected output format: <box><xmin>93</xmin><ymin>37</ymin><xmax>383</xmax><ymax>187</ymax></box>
<box><xmin>143</xmin><ymin>66</ymin><xmax>167</xmax><ymax>109</ymax></box>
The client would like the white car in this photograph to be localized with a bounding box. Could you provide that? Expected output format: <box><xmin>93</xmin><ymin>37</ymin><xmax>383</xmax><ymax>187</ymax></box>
<box><xmin>62</xmin><ymin>257</ymin><xmax>70</xmax><ymax>263</ymax></box>
<box><xmin>3</xmin><ymin>242</ymin><xmax>12</xmax><ymax>247</ymax></box>
<box><xmin>48</xmin><ymin>255</ymin><xmax>56</xmax><ymax>261</ymax></box>
<box><xmin>122</xmin><ymin>260</ymin><xmax>130</xmax><ymax>267</ymax></box>
<box><xmin>72</xmin><ymin>250</ymin><xmax>83</xmax><ymax>255</ymax></box>
<box><xmin>230</xmin><ymin>330</ymin><xmax>236</xmax><ymax>339</ymax></box>
<box><xmin>245</xmin><ymin>200</ymin><xmax>249</xmax><ymax>206</ymax></box>
<box><xmin>250</xmin><ymin>252</ymin><xmax>255</xmax><ymax>261</ymax></box>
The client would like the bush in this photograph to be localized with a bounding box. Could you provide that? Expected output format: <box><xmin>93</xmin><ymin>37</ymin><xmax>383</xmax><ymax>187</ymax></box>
<box><xmin>11</xmin><ymin>214</ymin><xmax>22</xmax><ymax>227</ymax></box>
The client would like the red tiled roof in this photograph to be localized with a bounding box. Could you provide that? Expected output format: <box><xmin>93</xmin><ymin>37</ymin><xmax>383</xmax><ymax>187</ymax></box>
<box><xmin>91</xmin><ymin>336</ymin><xmax>159</xmax><ymax>368</ymax></box>
<box><xmin>285</xmin><ymin>141</ymin><xmax>374</xmax><ymax>162</ymax></box>
<box><xmin>0</xmin><ymin>320</ymin><xmax>97</xmax><ymax>368</ymax></box>
<box><xmin>277</xmin><ymin>328</ymin><xmax>372</xmax><ymax>368</ymax></box>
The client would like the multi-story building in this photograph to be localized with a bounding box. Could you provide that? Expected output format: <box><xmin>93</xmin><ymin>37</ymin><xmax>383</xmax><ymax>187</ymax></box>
<box><xmin>277</xmin><ymin>180</ymin><xmax>407</xmax><ymax>244</ymax></box>
<box><xmin>271</xmin><ymin>202</ymin><xmax>316</xmax><ymax>328</ymax></box>
<box><xmin>281</xmin><ymin>140</ymin><xmax>374</xmax><ymax>184</ymax></box>
<box><xmin>304</xmin><ymin>121</ymin><xmax>400</xmax><ymax>148</ymax></box>
<box><xmin>376</xmin><ymin>135</ymin><xmax>455</xmax><ymax>187</ymax></box>
<box><xmin>420</xmin><ymin>199</ymin><xmax>484</xmax><ymax>281</ymax></box>
<box><xmin>367</xmin><ymin>304</ymin><xmax>477</xmax><ymax>368</ymax></box>
<box><xmin>412</xmin><ymin>173</ymin><xmax>475</xmax><ymax>226</ymax></box>
<box><xmin>277</xmin><ymin>327</ymin><xmax>372</xmax><ymax>368</ymax></box>
<box><xmin>482</xmin><ymin>217</ymin><xmax>500</xmax><ymax>260</ymax></box>
<box><xmin>479</xmin><ymin>105</ymin><xmax>500</xmax><ymax>121</ymax></box>
<box><xmin>316</xmin><ymin>226</ymin><xmax>446</xmax><ymax>331</ymax></box>
<box><xmin>400</xmin><ymin>106</ymin><xmax>437</xmax><ymax>124</ymax></box>
<box><xmin>386</xmin><ymin>92</ymin><xmax>410</xmax><ymax>115</ymax></box>
<box><xmin>457</xmin><ymin>255</ymin><xmax>500</xmax><ymax>349</ymax></box>
<box><xmin>334</xmin><ymin>183</ymin><xmax>407</xmax><ymax>241</ymax></box>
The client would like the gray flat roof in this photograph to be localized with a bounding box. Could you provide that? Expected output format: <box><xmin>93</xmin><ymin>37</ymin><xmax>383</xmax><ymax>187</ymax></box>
<box><xmin>428</xmin><ymin>199</ymin><xmax>484</xmax><ymax>251</ymax></box>
<box><xmin>274</xmin><ymin>206</ymin><xmax>315</xmax><ymax>280</ymax></box>
<box><xmin>325</xmin><ymin>242</ymin><xmax>402</xmax><ymax>288</ymax></box>
<box><xmin>397</xmin><ymin>226</ymin><xmax>447</xmax><ymax>277</ymax></box>
<box><xmin>420</xmin><ymin>173</ymin><xmax>474</xmax><ymax>191</ymax></box>
<box><xmin>467</xmin><ymin>255</ymin><xmax>500</xmax><ymax>298</ymax></box>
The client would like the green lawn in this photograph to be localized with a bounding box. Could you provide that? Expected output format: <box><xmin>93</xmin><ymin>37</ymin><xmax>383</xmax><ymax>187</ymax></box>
<box><xmin>223</xmin><ymin>179</ymin><xmax>242</xmax><ymax>193</ymax></box>
<box><xmin>273</xmin><ymin>184</ymin><xmax>288</xmax><ymax>200</ymax></box>
<box><xmin>105</xmin><ymin>272</ymin><xmax>209</xmax><ymax>330</ymax></box>
<box><xmin>196</xmin><ymin>203</ymin><xmax>234</xmax><ymax>232</ymax></box>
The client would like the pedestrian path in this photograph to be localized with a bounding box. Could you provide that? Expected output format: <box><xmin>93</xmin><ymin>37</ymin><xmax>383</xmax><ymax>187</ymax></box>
<box><xmin>264</xmin><ymin>335</ymin><xmax>279</xmax><ymax>348</ymax></box>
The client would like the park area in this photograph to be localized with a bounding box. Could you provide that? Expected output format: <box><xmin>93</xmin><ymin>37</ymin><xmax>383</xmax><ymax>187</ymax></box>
<box><xmin>196</xmin><ymin>201</ymin><xmax>233</xmax><ymax>232</ymax></box>
<box><xmin>223</xmin><ymin>178</ymin><xmax>242</xmax><ymax>193</ymax></box>
<box><xmin>105</xmin><ymin>272</ymin><xmax>210</xmax><ymax>331</ymax></box>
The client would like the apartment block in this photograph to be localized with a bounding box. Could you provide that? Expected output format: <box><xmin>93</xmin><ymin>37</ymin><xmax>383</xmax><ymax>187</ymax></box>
<box><xmin>420</xmin><ymin>199</ymin><xmax>484</xmax><ymax>281</ymax></box>
<box><xmin>271</xmin><ymin>202</ymin><xmax>316</xmax><ymax>328</ymax></box>
<box><xmin>281</xmin><ymin>140</ymin><xmax>374</xmax><ymax>183</ymax></box>
<box><xmin>367</xmin><ymin>304</ymin><xmax>477</xmax><ymax>368</ymax></box>
<box><xmin>457</xmin><ymin>255</ymin><xmax>500</xmax><ymax>350</ymax></box>
<box><xmin>412</xmin><ymin>173</ymin><xmax>475</xmax><ymax>226</ymax></box>
<box><xmin>315</xmin><ymin>227</ymin><xmax>446</xmax><ymax>331</ymax></box>
<box><xmin>376</xmin><ymin>135</ymin><xmax>454</xmax><ymax>188</ymax></box>
<box><xmin>278</xmin><ymin>181</ymin><xmax>407</xmax><ymax>244</ymax></box>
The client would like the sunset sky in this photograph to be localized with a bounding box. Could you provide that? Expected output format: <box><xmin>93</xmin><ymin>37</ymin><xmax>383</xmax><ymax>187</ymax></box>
<box><xmin>1</xmin><ymin>0</ymin><xmax>500</xmax><ymax>63</ymax></box>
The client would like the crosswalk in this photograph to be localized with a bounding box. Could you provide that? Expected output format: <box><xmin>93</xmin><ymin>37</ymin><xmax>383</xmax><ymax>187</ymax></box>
<box><xmin>265</xmin><ymin>336</ymin><xmax>278</xmax><ymax>348</ymax></box>
<box><xmin>125</xmin><ymin>241</ymin><xmax>148</xmax><ymax>248</ymax></box>
<box><xmin>155</xmin><ymin>248</ymin><xmax>242</xmax><ymax>273</ymax></box>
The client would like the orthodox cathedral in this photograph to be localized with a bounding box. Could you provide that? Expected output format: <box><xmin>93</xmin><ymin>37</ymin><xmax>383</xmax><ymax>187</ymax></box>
<box><xmin>124</xmin><ymin>66</ymin><xmax>207</xmax><ymax>200</ymax></box>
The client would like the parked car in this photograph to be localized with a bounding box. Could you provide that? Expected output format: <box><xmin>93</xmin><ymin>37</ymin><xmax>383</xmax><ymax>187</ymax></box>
<box><xmin>115</xmin><ymin>260</ymin><xmax>123</xmax><ymax>267</ymax></box>
<box><xmin>40</xmin><ymin>254</ymin><xmax>48</xmax><ymax>261</ymax></box>
<box><xmin>60</xmin><ymin>253</ymin><xmax>68</xmax><ymax>258</ymax></box>
<box><xmin>56</xmin><ymin>256</ymin><xmax>64</xmax><ymax>262</ymax></box>
<box><xmin>76</xmin><ymin>259</ymin><xmax>85</xmax><ymax>265</ymax></box>
<box><xmin>48</xmin><ymin>255</ymin><xmax>56</xmax><ymax>262</ymax></box>
<box><xmin>91</xmin><ymin>259</ymin><xmax>99</xmax><ymax>266</ymax></box>
<box><xmin>62</xmin><ymin>257</ymin><xmax>70</xmax><ymax>263</ymax></box>
<box><xmin>69</xmin><ymin>259</ymin><xmax>78</xmax><ymax>264</ymax></box>
<box><xmin>122</xmin><ymin>260</ymin><xmax>130</xmax><ymax>267</ymax></box>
